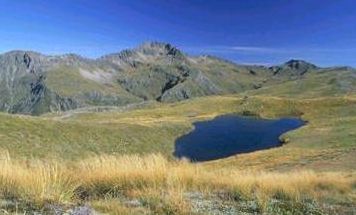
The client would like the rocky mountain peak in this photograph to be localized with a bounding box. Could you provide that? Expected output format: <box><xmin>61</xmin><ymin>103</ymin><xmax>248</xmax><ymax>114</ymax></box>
<box><xmin>269</xmin><ymin>59</ymin><xmax>319</xmax><ymax>76</ymax></box>
<box><xmin>100</xmin><ymin>42</ymin><xmax>185</xmax><ymax>67</ymax></box>
<box><xmin>1</xmin><ymin>51</ymin><xmax>42</xmax><ymax>63</ymax></box>
<box><xmin>0</xmin><ymin>51</ymin><xmax>47</xmax><ymax>75</ymax></box>
<box><xmin>137</xmin><ymin>41</ymin><xmax>184</xmax><ymax>58</ymax></box>
<box><xmin>283</xmin><ymin>59</ymin><xmax>317</xmax><ymax>70</ymax></box>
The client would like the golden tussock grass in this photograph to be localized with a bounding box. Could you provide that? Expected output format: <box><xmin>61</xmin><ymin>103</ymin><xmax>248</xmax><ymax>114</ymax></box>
<box><xmin>0</xmin><ymin>153</ymin><xmax>76</xmax><ymax>206</ymax></box>
<box><xmin>0</xmin><ymin>153</ymin><xmax>355</xmax><ymax>212</ymax></box>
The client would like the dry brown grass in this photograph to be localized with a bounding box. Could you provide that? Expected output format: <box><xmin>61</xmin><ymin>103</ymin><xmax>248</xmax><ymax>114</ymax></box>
<box><xmin>0</xmin><ymin>153</ymin><xmax>355</xmax><ymax>213</ymax></box>
<box><xmin>0</xmin><ymin>153</ymin><xmax>76</xmax><ymax>207</ymax></box>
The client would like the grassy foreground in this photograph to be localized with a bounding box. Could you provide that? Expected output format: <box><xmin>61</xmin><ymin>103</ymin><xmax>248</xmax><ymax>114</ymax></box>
<box><xmin>0</xmin><ymin>154</ymin><xmax>355</xmax><ymax>214</ymax></box>
<box><xmin>0</xmin><ymin>94</ymin><xmax>355</xmax><ymax>213</ymax></box>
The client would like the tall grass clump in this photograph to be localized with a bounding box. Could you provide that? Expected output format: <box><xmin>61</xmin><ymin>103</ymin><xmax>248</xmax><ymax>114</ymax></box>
<box><xmin>73</xmin><ymin>154</ymin><xmax>355</xmax><ymax>205</ymax></box>
<box><xmin>75</xmin><ymin>154</ymin><xmax>169</xmax><ymax>197</ymax></box>
<box><xmin>0</xmin><ymin>153</ymin><xmax>354</xmax><ymax>213</ymax></box>
<box><xmin>0</xmin><ymin>153</ymin><xmax>76</xmax><ymax>207</ymax></box>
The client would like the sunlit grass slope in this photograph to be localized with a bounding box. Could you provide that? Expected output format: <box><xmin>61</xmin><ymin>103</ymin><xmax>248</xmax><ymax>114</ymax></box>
<box><xmin>0</xmin><ymin>94</ymin><xmax>355</xmax><ymax>167</ymax></box>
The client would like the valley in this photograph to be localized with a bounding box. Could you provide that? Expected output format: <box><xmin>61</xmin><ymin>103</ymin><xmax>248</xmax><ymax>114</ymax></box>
<box><xmin>0</xmin><ymin>43</ymin><xmax>355</xmax><ymax>214</ymax></box>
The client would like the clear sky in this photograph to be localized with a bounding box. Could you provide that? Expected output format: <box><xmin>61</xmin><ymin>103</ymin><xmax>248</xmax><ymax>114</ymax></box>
<box><xmin>0</xmin><ymin>0</ymin><xmax>355</xmax><ymax>66</ymax></box>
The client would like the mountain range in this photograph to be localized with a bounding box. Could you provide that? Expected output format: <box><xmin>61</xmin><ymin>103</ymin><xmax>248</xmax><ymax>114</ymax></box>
<box><xmin>0</xmin><ymin>42</ymin><xmax>355</xmax><ymax>115</ymax></box>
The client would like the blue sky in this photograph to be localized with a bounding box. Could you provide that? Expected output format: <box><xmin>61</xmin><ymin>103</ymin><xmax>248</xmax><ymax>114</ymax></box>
<box><xmin>0</xmin><ymin>0</ymin><xmax>355</xmax><ymax>66</ymax></box>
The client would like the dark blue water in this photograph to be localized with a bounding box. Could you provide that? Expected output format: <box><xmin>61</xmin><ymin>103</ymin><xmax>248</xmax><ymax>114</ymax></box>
<box><xmin>174</xmin><ymin>114</ymin><xmax>305</xmax><ymax>162</ymax></box>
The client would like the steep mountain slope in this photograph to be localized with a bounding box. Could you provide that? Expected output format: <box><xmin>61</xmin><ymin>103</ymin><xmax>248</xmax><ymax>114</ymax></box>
<box><xmin>103</xmin><ymin>43</ymin><xmax>289</xmax><ymax>101</ymax></box>
<box><xmin>0</xmin><ymin>51</ymin><xmax>142</xmax><ymax>115</ymax></box>
<box><xmin>0</xmin><ymin>42</ymin><xmax>355</xmax><ymax>115</ymax></box>
<box><xmin>0</xmin><ymin>51</ymin><xmax>74</xmax><ymax>115</ymax></box>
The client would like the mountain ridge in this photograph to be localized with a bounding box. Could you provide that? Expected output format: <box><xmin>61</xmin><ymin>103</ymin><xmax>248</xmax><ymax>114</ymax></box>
<box><xmin>2</xmin><ymin>47</ymin><xmax>353</xmax><ymax>70</ymax></box>
<box><xmin>0</xmin><ymin>42</ymin><xmax>355</xmax><ymax>115</ymax></box>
